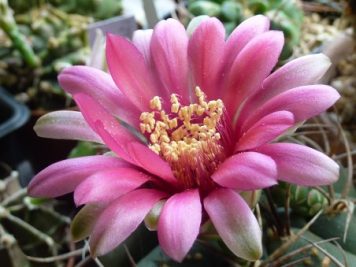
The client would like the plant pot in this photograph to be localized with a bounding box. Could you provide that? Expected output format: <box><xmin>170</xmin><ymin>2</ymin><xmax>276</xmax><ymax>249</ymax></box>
<box><xmin>0</xmin><ymin>86</ymin><xmax>30</xmax><ymax>186</ymax></box>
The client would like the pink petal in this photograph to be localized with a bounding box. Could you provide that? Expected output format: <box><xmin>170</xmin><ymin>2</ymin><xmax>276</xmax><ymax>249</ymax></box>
<box><xmin>241</xmin><ymin>85</ymin><xmax>340</xmax><ymax>131</ymax></box>
<box><xmin>132</xmin><ymin>29</ymin><xmax>153</xmax><ymax>64</ymax></box>
<box><xmin>223</xmin><ymin>31</ymin><xmax>284</xmax><ymax>116</ymax></box>
<box><xmin>126</xmin><ymin>142</ymin><xmax>178</xmax><ymax>186</ymax></box>
<box><xmin>222</xmin><ymin>15</ymin><xmax>270</xmax><ymax>73</ymax></box>
<box><xmin>58</xmin><ymin>66</ymin><xmax>140</xmax><ymax>126</ymax></box>
<box><xmin>90</xmin><ymin>189</ymin><xmax>167</xmax><ymax>256</ymax></box>
<box><xmin>262</xmin><ymin>53</ymin><xmax>331</xmax><ymax>99</ymax></box>
<box><xmin>106</xmin><ymin>33</ymin><xmax>160</xmax><ymax>110</ymax></box>
<box><xmin>235</xmin><ymin>111</ymin><xmax>294</xmax><ymax>151</ymax></box>
<box><xmin>151</xmin><ymin>19</ymin><xmax>189</xmax><ymax>102</ymax></box>
<box><xmin>28</xmin><ymin>156</ymin><xmax>129</xmax><ymax>198</ymax></box>
<box><xmin>212</xmin><ymin>152</ymin><xmax>277</xmax><ymax>190</ymax></box>
<box><xmin>239</xmin><ymin>54</ymin><xmax>332</xmax><ymax>124</ymax></box>
<box><xmin>72</xmin><ymin>97</ymin><xmax>176</xmax><ymax>183</ymax></box>
<box><xmin>73</xmin><ymin>93</ymin><xmax>136</xmax><ymax>164</ymax></box>
<box><xmin>34</xmin><ymin>111</ymin><xmax>101</xmax><ymax>143</ymax></box>
<box><xmin>257</xmin><ymin>143</ymin><xmax>339</xmax><ymax>186</ymax></box>
<box><xmin>188</xmin><ymin>17</ymin><xmax>225</xmax><ymax>100</ymax></box>
<box><xmin>74</xmin><ymin>167</ymin><xmax>150</xmax><ymax>206</ymax></box>
<box><xmin>158</xmin><ymin>189</ymin><xmax>201</xmax><ymax>262</ymax></box>
<box><xmin>204</xmin><ymin>188</ymin><xmax>262</xmax><ymax>261</ymax></box>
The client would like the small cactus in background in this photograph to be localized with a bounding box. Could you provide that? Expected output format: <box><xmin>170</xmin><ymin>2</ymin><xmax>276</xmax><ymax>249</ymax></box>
<box><xmin>187</xmin><ymin>0</ymin><xmax>304</xmax><ymax>59</ymax></box>
<box><xmin>0</xmin><ymin>0</ymin><xmax>122</xmax><ymax>110</ymax></box>
<box><xmin>271</xmin><ymin>183</ymin><xmax>329</xmax><ymax>217</ymax></box>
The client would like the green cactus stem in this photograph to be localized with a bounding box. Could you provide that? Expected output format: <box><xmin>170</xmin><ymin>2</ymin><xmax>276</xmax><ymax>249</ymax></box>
<box><xmin>0</xmin><ymin>0</ymin><xmax>40</xmax><ymax>68</ymax></box>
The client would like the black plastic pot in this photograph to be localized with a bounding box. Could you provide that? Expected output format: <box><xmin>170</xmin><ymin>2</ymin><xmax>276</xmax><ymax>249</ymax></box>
<box><xmin>0</xmin><ymin>86</ymin><xmax>31</xmax><ymax>184</ymax></box>
<box><xmin>1</xmin><ymin>86</ymin><xmax>77</xmax><ymax>186</ymax></box>
<box><xmin>0</xmin><ymin>87</ymin><xmax>29</xmax><ymax>139</ymax></box>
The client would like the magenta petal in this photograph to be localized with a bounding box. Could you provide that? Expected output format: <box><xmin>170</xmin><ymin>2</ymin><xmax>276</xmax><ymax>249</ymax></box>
<box><xmin>238</xmin><ymin>54</ymin><xmax>332</xmax><ymax>126</ymax></box>
<box><xmin>212</xmin><ymin>152</ymin><xmax>277</xmax><ymax>190</ymax></box>
<box><xmin>223</xmin><ymin>31</ymin><xmax>284</xmax><ymax>116</ymax></box>
<box><xmin>235</xmin><ymin>111</ymin><xmax>294</xmax><ymax>151</ymax></box>
<box><xmin>241</xmin><ymin>85</ymin><xmax>340</xmax><ymax>131</ymax></box>
<box><xmin>28</xmin><ymin>156</ymin><xmax>129</xmax><ymax>198</ymax></box>
<box><xmin>90</xmin><ymin>189</ymin><xmax>166</xmax><ymax>256</ymax></box>
<box><xmin>126</xmin><ymin>142</ymin><xmax>177</xmax><ymax>185</ymax></box>
<box><xmin>257</xmin><ymin>143</ymin><xmax>339</xmax><ymax>186</ymax></box>
<box><xmin>262</xmin><ymin>54</ymin><xmax>331</xmax><ymax>100</ymax></box>
<box><xmin>188</xmin><ymin>17</ymin><xmax>225</xmax><ymax>100</ymax></box>
<box><xmin>106</xmin><ymin>33</ymin><xmax>159</xmax><ymax>110</ymax></box>
<box><xmin>151</xmin><ymin>19</ymin><xmax>189</xmax><ymax>101</ymax></box>
<box><xmin>58</xmin><ymin>66</ymin><xmax>140</xmax><ymax>126</ymax></box>
<box><xmin>158</xmin><ymin>189</ymin><xmax>202</xmax><ymax>262</ymax></box>
<box><xmin>204</xmin><ymin>188</ymin><xmax>262</xmax><ymax>261</ymax></box>
<box><xmin>73</xmin><ymin>93</ymin><xmax>136</xmax><ymax>163</ymax></box>
<box><xmin>74</xmin><ymin>167</ymin><xmax>150</xmax><ymax>206</ymax></box>
<box><xmin>223</xmin><ymin>15</ymin><xmax>270</xmax><ymax>73</ymax></box>
<box><xmin>34</xmin><ymin>111</ymin><xmax>102</xmax><ymax>143</ymax></box>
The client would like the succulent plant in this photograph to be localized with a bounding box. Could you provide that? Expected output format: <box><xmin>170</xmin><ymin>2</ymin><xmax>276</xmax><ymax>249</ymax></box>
<box><xmin>0</xmin><ymin>1</ymin><xmax>122</xmax><ymax>110</ymax></box>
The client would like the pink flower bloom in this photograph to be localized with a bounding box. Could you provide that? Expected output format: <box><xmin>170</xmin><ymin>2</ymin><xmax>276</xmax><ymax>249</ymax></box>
<box><xmin>29</xmin><ymin>16</ymin><xmax>340</xmax><ymax>262</ymax></box>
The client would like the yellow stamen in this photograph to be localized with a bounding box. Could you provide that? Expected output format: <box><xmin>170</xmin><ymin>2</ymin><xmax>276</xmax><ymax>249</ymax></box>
<box><xmin>139</xmin><ymin>87</ymin><xmax>225</xmax><ymax>187</ymax></box>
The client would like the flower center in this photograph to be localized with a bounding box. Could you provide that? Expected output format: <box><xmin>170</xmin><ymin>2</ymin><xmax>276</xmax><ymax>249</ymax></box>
<box><xmin>139</xmin><ymin>87</ymin><xmax>226</xmax><ymax>189</ymax></box>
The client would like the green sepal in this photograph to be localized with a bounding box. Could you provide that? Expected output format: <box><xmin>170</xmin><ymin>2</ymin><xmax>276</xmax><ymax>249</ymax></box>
<box><xmin>71</xmin><ymin>204</ymin><xmax>103</xmax><ymax>242</ymax></box>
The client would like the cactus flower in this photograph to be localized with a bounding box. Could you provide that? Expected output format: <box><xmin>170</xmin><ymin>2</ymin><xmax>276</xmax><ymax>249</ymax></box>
<box><xmin>28</xmin><ymin>15</ymin><xmax>340</xmax><ymax>262</ymax></box>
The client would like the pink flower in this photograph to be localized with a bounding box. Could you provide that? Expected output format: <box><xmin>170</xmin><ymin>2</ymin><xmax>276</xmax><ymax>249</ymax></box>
<box><xmin>28</xmin><ymin>16</ymin><xmax>340</xmax><ymax>262</ymax></box>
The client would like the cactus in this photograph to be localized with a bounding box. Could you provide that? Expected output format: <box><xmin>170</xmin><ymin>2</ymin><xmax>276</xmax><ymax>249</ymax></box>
<box><xmin>0</xmin><ymin>3</ymin><xmax>93</xmax><ymax>109</ymax></box>
<box><xmin>0</xmin><ymin>0</ymin><xmax>40</xmax><ymax>67</ymax></box>
<box><xmin>310</xmin><ymin>211</ymin><xmax>356</xmax><ymax>255</ymax></box>
<box><xmin>271</xmin><ymin>183</ymin><xmax>329</xmax><ymax>217</ymax></box>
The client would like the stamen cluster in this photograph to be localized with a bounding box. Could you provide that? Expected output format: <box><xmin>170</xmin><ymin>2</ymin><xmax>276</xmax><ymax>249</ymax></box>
<box><xmin>140</xmin><ymin>87</ymin><xmax>225</xmax><ymax>187</ymax></box>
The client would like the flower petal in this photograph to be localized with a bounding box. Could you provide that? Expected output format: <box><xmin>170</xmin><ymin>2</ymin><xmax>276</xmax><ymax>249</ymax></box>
<box><xmin>126</xmin><ymin>142</ymin><xmax>178</xmax><ymax>186</ymax></box>
<box><xmin>90</xmin><ymin>189</ymin><xmax>166</xmax><ymax>256</ymax></box>
<box><xmin>71</xmin><ymin>96</ymin><xmax>176</xmax><ymax>183</ymax></box>
<box><xmin>212</xmin><ymin>152</ymin><xmax>277</xmax><ymax>190</ymax></box>
<box><xmin>71</xmin><ymin>204</ymin><xmax>105</xmax><ymax>242</ymax></box>
<box><xmin>204</xmin><ymin>188</ymin><xmax>262</xmax><ymax>261</ymax></box>
<box><xmin>34</xmin><ymin>111</ymin><xmax>102</xmax><ymax>143</ymax></box>
<box><xmin>158</xmin><ymin>189</ymin><xmax>202</xmax><ymax>262</ymax></box>
<box><xmin>223</xmin><ymin>31</ymin><xmax>284</xmax><ymax>116</ymax></box>
<box><xmin>58</xmin><ymin>66</ymin><xmax>140</xmax><ymax>126</ymax></box>
<box><xmin>235</xmin><ymin>111</ymin><xmax>294</xmax><ymax>151</ymax></box>
<box><xmin>257</xmin><ymin>143</ymin><xmax>339</xmax><ymax>186</ymax></box>
<box><xmin>238</xmin><ymin>54</ymin><xmax>332</xmax><ymax>125</ymax></box>
<box><xmin>262</xmin><ymin>53</ymin><xmax>331</xmax><ymax>99</ymax></box>
<box><xmin>223</xmin><ymin>15</ymin><xmax>270</xmax><ymax>73</ymax></box>
<box><xmin>151</xmin><ymin>19</ymin><xmax>189</xmax><ymax>102</ymax></box>
<box><xmin>241</xmin><ymin>85</ymin><xmax>340</xmax><ymax>131</ymax></box>
<box><xmin>73</xmin><ymin>93</ymin><xmax>136</xmax><ymax>164</ymax></box>
<box><xmin>132</xmin><ymin>29</ymin><xmax>153</xmax><ymax>64</ymax></box>
<box><xmin>28</xmin><ymin>156</ymin><xmax>129</xmax><ymax>198</ymax></box>
<box><xmin>74</xmin><ymin>167</ymin><xmax>150</xmax><ymax>206</ymax></box>
<box><xmin>106</xmin><ymin>33</ymin><xmax>159</xmax><ymax>110</ymax></box>
<box><xmin>188</xmin><ymin>17</ymin><xmax>225</xmax><ymax>100</ymax></box>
